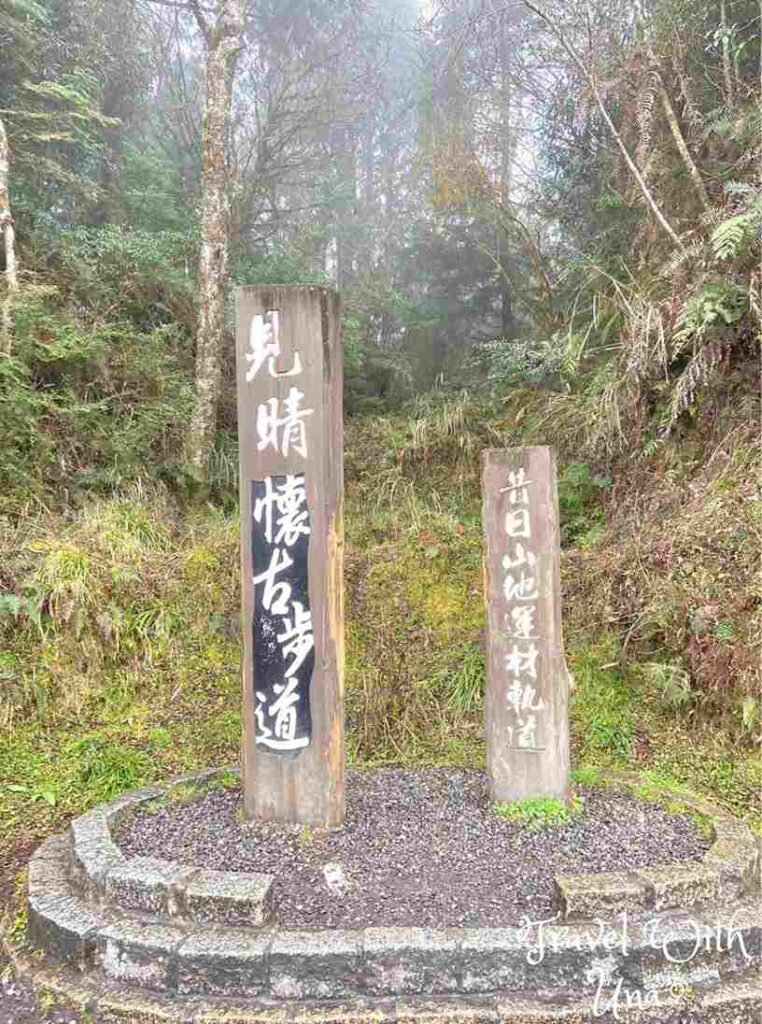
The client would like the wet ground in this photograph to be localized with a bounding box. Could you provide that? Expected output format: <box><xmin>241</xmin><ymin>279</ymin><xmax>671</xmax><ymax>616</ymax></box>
<box><xmin>116</xmin><ymin>768</ymin><xmax>710</xmax><ymax>929</ymax></box>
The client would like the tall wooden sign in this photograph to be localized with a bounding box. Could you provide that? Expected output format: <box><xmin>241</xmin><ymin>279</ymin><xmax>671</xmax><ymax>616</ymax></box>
<box><xmin>236</xmin><ymin>285</ymin><xmax>345</xmax><ymax>827</ymax></box>
<box><xmin>482</xmin><ymin>447</ymin><xmax>570</xmax><ymax>803</ymax></box>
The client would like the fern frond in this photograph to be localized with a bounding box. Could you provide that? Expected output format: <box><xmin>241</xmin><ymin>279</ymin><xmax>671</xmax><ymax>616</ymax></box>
<box><xmin>634</xmin><ymin>72</ymin><xmax>658</xmax><ymax>171</ymax></box>
<box><xmin>660</xmin><ymin>239</ymin><xmax>705</xmax><ymax>276</ymax></box>
<box><xmin>712</xmin><ymin>215</ymin><xmax>753</xmax><ymax>261</ymax></box>
<box><xmin>710</xmin><ymin>201</ymin><xmax>762</xmax><ymax>261</ymax></box>
<box><xmin>675</xmin><ymin>71</ymin><xmax>703</xmax><ymax>141</ymax></box>
<box><xmin>663</xmin><ymin>342</ymin><xmax>724</xmax><ymax>433</ymax></box>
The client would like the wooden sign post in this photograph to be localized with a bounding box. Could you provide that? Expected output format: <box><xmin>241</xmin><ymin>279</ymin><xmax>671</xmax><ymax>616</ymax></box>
<box><xmin>236</xmin><ymin>285</ymin><xmax>345</xmax><ymax>827</ymax></box>
<box><xmin>482</xmin><ymin>447</ymin><xmax>570</xmax><ymax>803</ymax></box>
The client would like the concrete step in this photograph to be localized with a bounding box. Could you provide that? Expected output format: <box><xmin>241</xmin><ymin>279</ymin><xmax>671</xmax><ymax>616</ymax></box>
<box><xmin>9</xmin><ymin>950</ymin><xmax>762</xmax><ymax>1024</ymax></box>
<box><xmin>26</xmin><ymin>829</ymin><xmax>761</xmax><ymax>1007</ymax></box>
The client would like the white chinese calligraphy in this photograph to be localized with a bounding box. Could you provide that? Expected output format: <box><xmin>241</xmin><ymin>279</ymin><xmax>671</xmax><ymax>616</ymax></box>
<box><xmin>252</xmin><ymin>475</ymin><xmax>314</xmax><ymax>752</ymax></box>
<box><xmin>253</xmin><ymin>474</ymin><xmax>310</xmax><ymax>546</ymax></box>
<box><xmin>245</xmin><ymin>310</ymin><xmax>303</xmax><ymax>381</ymax></box>
<box><xmin>247</xmin><ymin>304</ymin><xmax>316</xmax><ymax>755</ymax></box>
<box><xmin>501</xmin><ymin>467</ymin><xmax>544</xmax><ymax>750</ymax></box>
<box><xmin>256</xmin><ymin>387</ymin><xmax>314</xmax><ymax>458</ymax></box>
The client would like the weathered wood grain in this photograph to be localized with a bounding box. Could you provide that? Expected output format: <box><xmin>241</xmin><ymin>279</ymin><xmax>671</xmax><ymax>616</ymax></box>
<box><xmin>236</xmin><ymin>285</ymin><xmax>344</xmax><ymax>827</ymax></box>
<box><xmin>482</xmin><ymin>447</ymin><xmax>570</xmax><ymax>803</ymax></box>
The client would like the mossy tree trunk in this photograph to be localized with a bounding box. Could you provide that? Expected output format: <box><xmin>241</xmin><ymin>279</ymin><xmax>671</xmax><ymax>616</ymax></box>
<box><xmin>185</xmin><ymin>0</ymin><xmax>246</xmax><ymax>477</ymax></box>
<box><xmin>0</xmin><ymin>115</ymin><xmax>18</xmax><ymax>357</ymax></box>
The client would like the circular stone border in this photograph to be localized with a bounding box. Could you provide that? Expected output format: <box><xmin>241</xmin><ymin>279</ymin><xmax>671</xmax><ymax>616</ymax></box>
<box><xmin>69</xmin><ymin>768</ymin><xmax>760</xmax><ymax>927</ymax></box>
<box><xmin>70</xmin><ymin>770</ymin><xmax>274</xmax><ymax>928</ymax></box>
<box><xmin>18</xmin><ymin>767</ymin><xmax>762</xmax><ymax>1018</ymax></box>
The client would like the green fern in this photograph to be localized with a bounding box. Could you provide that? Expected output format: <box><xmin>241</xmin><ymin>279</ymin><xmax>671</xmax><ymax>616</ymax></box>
<box><xmin>711</xmin><ymin>201</ymin><xmax>762</xmax><ymax>261</ymax></box>
<box><xmin>712</xmin><ymin>620</ymin><xmax>735</xmax><ymax>643</ymax></box>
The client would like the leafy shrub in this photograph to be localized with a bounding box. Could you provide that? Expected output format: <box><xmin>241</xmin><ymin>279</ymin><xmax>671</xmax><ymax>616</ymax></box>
<box><xmin>0</xmin><ymin>291</ymin><xmax>194</xmax><ymax>512</ymax></box>
<box><xmin>557</xmin><ymin>461</ymin><xmax>611</xmax><ymax>547</ymax></box>
<box><xmin>67</xmin><ymin>732</ymin><xmax>152</xmax><ymax>801</ymax></box>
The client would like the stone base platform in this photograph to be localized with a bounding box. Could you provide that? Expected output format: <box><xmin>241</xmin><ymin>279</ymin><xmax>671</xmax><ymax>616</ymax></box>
<box><xmin>7</xmin><ymin>950</ymin><xmax>762</xmax><ymax>1024</ymax></box>
<box><xmin>13</xmin><ymin>770</ymin><xmax>762</xmax><ymax>1023</ymax></box>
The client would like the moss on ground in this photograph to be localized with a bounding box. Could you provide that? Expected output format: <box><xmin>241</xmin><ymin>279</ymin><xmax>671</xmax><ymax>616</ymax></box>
<box><xmin>1</xmin><ymin>397</ymin><xmax>760</xmax><ymax>901</ymax></box>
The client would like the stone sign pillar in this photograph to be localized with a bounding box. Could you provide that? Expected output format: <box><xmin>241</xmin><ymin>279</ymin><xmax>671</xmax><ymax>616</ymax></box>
<box><xmin>482</xmin><ymin>447</ymin><xmax>570</xmax><ymax>803</ymax></box>
<box><xmin>236</xmin><ymin>285</ymin><xmax>345</xmax><ymax>827</ymax></box>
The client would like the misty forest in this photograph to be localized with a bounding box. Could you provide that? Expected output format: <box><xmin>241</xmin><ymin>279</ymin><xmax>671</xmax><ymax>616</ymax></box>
<box><xmin>0</xmin><ymin>0</ymin><xmax>761</xmax><ymax>997</ymax></box>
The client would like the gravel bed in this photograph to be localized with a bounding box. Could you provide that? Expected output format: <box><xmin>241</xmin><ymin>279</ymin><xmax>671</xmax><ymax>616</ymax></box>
<box><xmin>114</xmin><ymin>769</ymin><xmax>711</xmax><ymax>928</ymax></box>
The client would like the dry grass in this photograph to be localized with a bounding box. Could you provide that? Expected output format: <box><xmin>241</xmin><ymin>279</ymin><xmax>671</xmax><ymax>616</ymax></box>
<box><xmin>563</xmin><ymin>417</ymin><xmax>761</xmax><ymax>735</ymax></box>
<box><xmin>0</xmin><ymin>389</ymin><xmax>760</xmax><ymax>908</ymax></box>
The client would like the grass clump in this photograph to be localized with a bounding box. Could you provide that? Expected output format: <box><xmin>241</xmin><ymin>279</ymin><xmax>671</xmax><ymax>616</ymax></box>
<box><xmin>569</xmin><ymin>635</ymin><xmax>635</xmax><ymax>763</ymax></box>
<box><xmin>494</xmin><ymin>795</ymin><xmax>584</xmax><ymax>832</ymax></box>
<box><xmin>570</xmin><ymin>765</ymin><xmax>605</xmax><ymax>788</ymax></box>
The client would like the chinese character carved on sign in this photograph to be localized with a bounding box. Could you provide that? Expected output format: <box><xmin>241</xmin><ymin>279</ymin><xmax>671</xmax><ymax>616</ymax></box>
<box><xmin>483</xmin><ymin>447</ymin><xmax>570</xmax><ymax>802</ymax></box>
<box><xmin>256</xmin><ymin>388</ymin><xmax>314</xmax><ymax>458</ymax></box>
<box><xmin>245</xmin><ymin>310</ymin><xmax>303</xmax><ymax>380</ymax></box>
<box><xmin>237</xmin><ymin>286</ymin><xmax>345</xmax><ymax>826</ymax></box>
<box><xmin>251</xmin><ymin>475</ymin><xmax>314</xmax><ymax>752</ymax></box>
<box><xmin>500</xmin><ymin>472</ymin><xmax>543</xmax><ymax>750</ymax></box>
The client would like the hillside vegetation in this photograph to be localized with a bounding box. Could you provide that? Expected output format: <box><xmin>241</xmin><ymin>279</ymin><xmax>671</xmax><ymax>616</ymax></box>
<box><xmin>1</xmin><ymin>0</ymin><xmax>760</xmax><ymax>905</ymax></box>
<box><xmin>2</xmin><ymin>384</ymin><xmax>760</xmax><ymax>901</ymax></box>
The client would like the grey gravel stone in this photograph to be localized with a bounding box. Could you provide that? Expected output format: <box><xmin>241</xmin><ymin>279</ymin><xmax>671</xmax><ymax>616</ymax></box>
<box><xmin>97</xmin><ymin>920</ymin><xmax>186</xmax><ymax>991</ymax></box>
<box><xmin>27</xmin><ymin>894</ymin><xmax>101</xmax><ymax>967</ymax></box>
<box><xmin>27</xmin><ymin>833</ymin><xmax>71</xmax><ymax>863</ymax></box>
<box><xmin>458</xmin><ymin>929</ymin><xmax>533</xmax><ymax>994</ymax></box>
<box><xmin>363</xmin><ymin>928</ymin><xmax>463</xmax><ymax>996</ymax></box>
<box><xmin>702</xmin><ymin>901</ymin><xmax>762</xmax><ymax>975</ymax></box>
<box><xmin>70</xmin><ymin>808</ymin><xmax>126</xmax><ymax>897</ymax></box>
<box><xmin>270</xmin><ymin>930</ymin><xmax>364</xmax><ymax>999</ymax></box>
<box><xmin>104</xmin><ymin>856</ymin><xmax>194</xmax><ymax>915</ymax></box>
<box><xmin>28</xmin><ymin>842</ymin><xmax>72</xmax><ymax>904</ymax></box>
<box><xmin>637</xmin><ymin>861</ymin><xmax>721</xmax><ymax>911</ymax></box>
<box><xmin>70</xmin><ymin>809</ymin><xmax>111</xmax><ymax>848</ymax></box>
<box><xmin>712</xmin><ymin>820</ymin><xmax>756</xmax><ymax>845</ymax></box>
<box><xmin>698</xmin><ymin>977</ymin><xmax>762</xmax><ymax>1023</ymax></box>
<box><xmin>705</xmin><ymin>839</ymin><xmax>760</xmax><ymax>899</ymax></box>
<box><xmin>554</xmin><ymin>871</ymin><xmax>649</xmax><ymax>921</ymax></box>
<box><xmin>113</xmin><ymin>769</ymin><xmax>710</xmax><ymax>929</ymax></box>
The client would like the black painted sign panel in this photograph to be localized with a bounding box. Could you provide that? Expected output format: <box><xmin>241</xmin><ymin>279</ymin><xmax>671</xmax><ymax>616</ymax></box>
<box><xmin>251</xmin><ymin>474</ymin><xmax>314</xmax><ymax>753</ymax></box>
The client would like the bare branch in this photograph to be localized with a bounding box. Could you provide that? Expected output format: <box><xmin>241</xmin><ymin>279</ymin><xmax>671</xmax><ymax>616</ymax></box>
<box><xmin>187</xmin><ymin>0</ymin><xmax>210</xmax><ymax>42</ymax></box>
<box><xmin>519</xmin><ymin>0</ymin><xmax>686</xmax><ymax>252</ymax></box>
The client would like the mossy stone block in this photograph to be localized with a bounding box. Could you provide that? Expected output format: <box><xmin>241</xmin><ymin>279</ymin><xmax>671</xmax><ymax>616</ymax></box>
<box><xmin>555</xmin><ymin>872</ymin><xmax>649</xmax><ymax>920</ymax></box>
<box><xmin>637</xmin><ymin>861</ymin><xmax>721</xmax><ymax>911</ymax></box>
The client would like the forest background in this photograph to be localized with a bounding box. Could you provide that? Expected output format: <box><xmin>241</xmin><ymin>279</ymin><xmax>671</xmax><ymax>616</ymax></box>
<box><xmin>0</xmin><ymin>0</ymin><xmax>760</xmax><ymax>907</ymax></box>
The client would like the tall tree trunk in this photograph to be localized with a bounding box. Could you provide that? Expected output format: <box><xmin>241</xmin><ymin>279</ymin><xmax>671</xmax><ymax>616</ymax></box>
<box><xmin>185</xmin><ymin>0</ymin><xmax>245</xmax><ymax>476</ymax></box>
<box><xmin>498</xmin><ymin>8</ymin><xmax>515</xmax><ymax>337</ymax></box>
<box><xmin>0</xmin><ymin>116</ymin><xmax>18</xmax><ymax>357</ymax></box>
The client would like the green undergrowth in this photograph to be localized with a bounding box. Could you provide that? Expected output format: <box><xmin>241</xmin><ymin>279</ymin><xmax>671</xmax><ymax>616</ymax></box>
<box><xmin>1</xmin><ymin>393</ymin><xmax>760</xmax><ymax>896</ymax></box>
<box><xmin>629</xmin><ymin>774</ymin><xmax>716</xmax><ymax>840</ymax></box>
<box><xmin>571</xmin><ymin>767</ymin><xmax>716</xmax><ymax>840</ymax></box>
<box><xmin>494</xmin><ymin>795</ymin><xmax>584</xmax><ymax>832</ymax></box>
